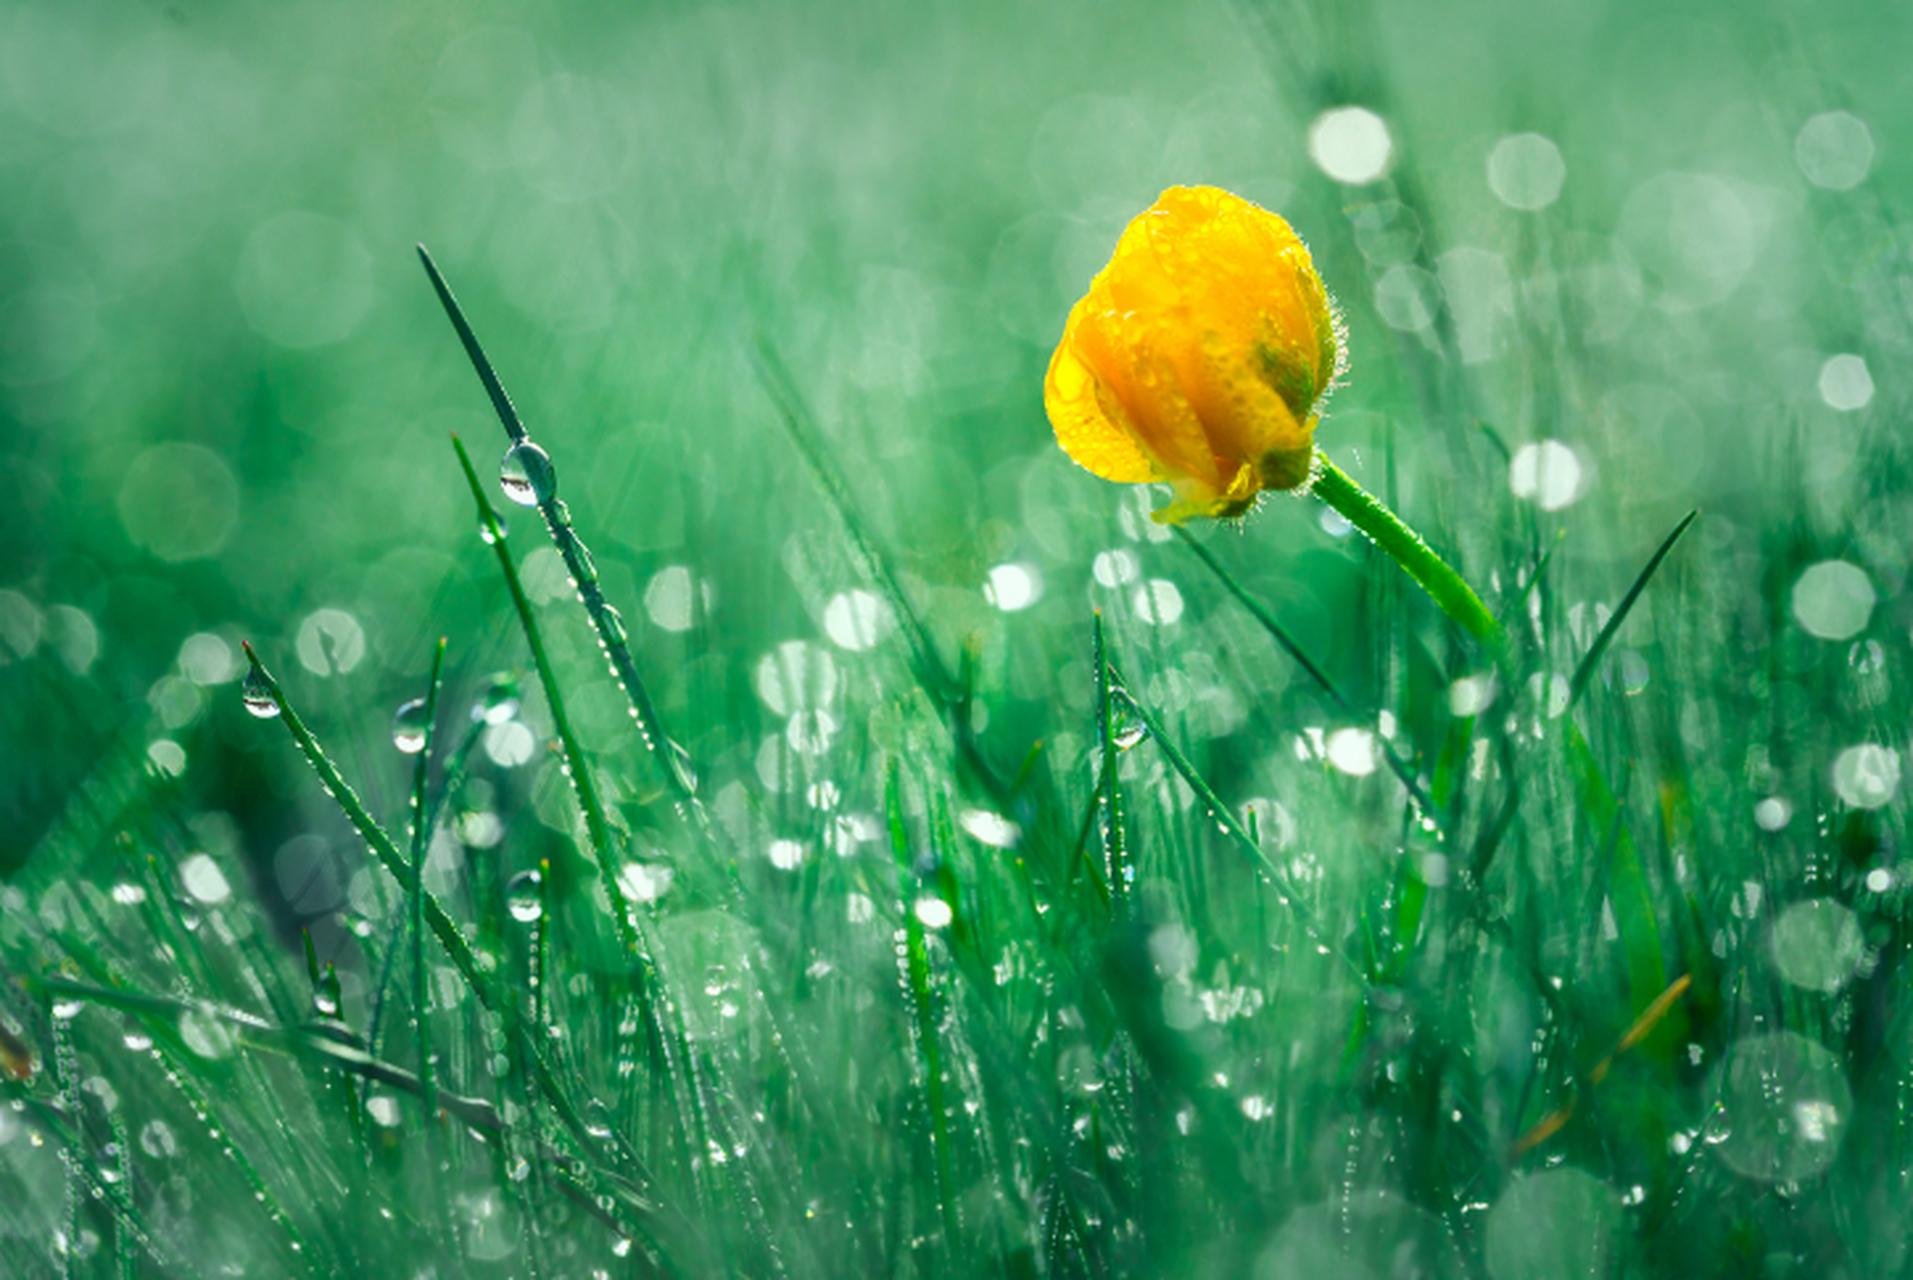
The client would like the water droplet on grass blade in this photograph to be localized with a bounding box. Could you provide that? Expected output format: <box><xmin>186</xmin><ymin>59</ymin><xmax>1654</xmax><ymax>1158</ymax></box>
<box><xmin>392</xmin><ymin>698</ymin><xmax>429</xmax><ymax>753</ymax></box>
<box><xmin>505</xmin><ymin>870</ymin><xmax>543</xmax><ymax>922</ymax></box>
<box><xmin>472</xmin><ymin>674</ymin><xmax>521</xmax><ymax>724</ymax></box>
<box><xmin>240</xmin><ymin>669</ymin><xmax>280</xmax><ymax>718</ymax></box>
<box><xmin>499</xmin><ymin>441</ymin><xmax>555</xmax><ymax>506</ymax></box>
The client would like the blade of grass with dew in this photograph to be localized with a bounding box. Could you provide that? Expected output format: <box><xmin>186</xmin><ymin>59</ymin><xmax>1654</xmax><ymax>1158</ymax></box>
<box><xmin>236</xmin><ymin>645</ymin><xmax>705</xmax><ymax>1264</ymax></box>
<box><xmin>1568</xmin><ymin>509</ymin><xmax>1700</xmax><ymax>711</ymax></box>
<box><xmin>418</xmin><ymin>247</ymin><xmax>704</xmax><ymax>822</ymax></box>
<box><xmin>449</xmin><ymin>434</ymin><xmax>640</xmax><ymax>954</ymax></box>
<box><xmin>885</xmin><ymin>757</ymin><xmax>961</xmax><ymax>1256</ymax></box>
<box><xmin>450</xmin><ymin>431</ymin><xmax>716</xmax><ymax>1230</ymax></box>
<box><xmin>1100</xmin><ymin>650</ymin><xmax>1344</xmax><ymax>971</ymax></box>
<box><xmin>404</xmin><ymin>638</ymin><xmax>451</xmax><ymax>1246</ymax></box>
<box><xmin>1091</xmin><ymin>613</ymin><xmax>1130</xmax><ymax>910</ymax></box>
<box><xmin>1173</xmin><ymin>526</ymin><xmax>1437</xmax><ymax>820</ymax></box>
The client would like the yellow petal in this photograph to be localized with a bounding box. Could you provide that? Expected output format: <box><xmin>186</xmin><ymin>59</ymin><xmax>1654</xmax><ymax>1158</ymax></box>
<box><xmin>1044</xmin><ymin>323</ymin><xmax>1157</xmax><ymax>483</ymax></box>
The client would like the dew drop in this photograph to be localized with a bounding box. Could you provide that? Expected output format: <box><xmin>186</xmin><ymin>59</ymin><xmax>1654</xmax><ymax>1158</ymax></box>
<box><xmin>240</xmin><ymin>669</ymin><xmax>280</xmax><ymax>719</ymax></box>
<box><xmin>499</xmin><ymin>441</ymin><xmax>556</xmax><ymax>506</ymax></box>
<box><xmin>472</xmin><ymin>673</ymin><xmax>521</xmax><ymax>725</ymax></box>
<box><xmin>599</xmin><ymin>605</ymin><xmax>628</xmax><ymax>647</ymax></box>
<box><xmin>506</xmin><ymin>870</ymin><xmax>543</xmax><ymax>923</ymax></box>
<box><xmin>392</xmin><ymin>698</ymin><xmax>429</xmax><ymax>754</ymax></box>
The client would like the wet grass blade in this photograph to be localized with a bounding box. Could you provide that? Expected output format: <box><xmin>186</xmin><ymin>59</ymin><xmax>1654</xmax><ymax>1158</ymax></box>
<box><xmin>449</xmin><ymin>435</ymin><xmax>638</xmax><ymax>954</ymax></box>
<box><xmin>421</xmin><ymin>246</ymin><xmax>703</xmax><ymax>820</ymax></box>
<box><xmin>1092</xmin><ymin>613</ymin><xmax>1130</xmax><ymax>908</ymax></box>
<box><xmin>1174</xmin><ymin>526</ymin><xmax>1437</xmax><ymax>819</ymax></box>
<box><xmin>886</xmin><ymin>759</ymin><xmax>961</xmax><ymax>1254</ymax></box>
<box><xmin>1101</xmin><ymin>649</ymin><xmax>1352</xmax><ymax>975</ymax></box>
<box><xmin>237</xmin><ymin>644</ymin><xmax>699</xmax><ymax>1262</ymax></box>
<box><xmin>1568</xmin><ymin>509</ymin><xmax>1699</xmax><ymax>710</ymax></box>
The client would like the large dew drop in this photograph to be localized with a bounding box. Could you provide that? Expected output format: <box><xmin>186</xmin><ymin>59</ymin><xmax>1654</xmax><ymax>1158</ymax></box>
<box><xmin>392</xmin><ymin>698</ymin><xmax>429</xmax><ymax>754</ymax></box>
<box><xmin>499</xmin><ymin>441</ymin><xmax>556</xmax><ymax>506</ymax></box>
<box><xmin>505</xmin><ymin>869</ymin><xmax>543</xmax><ymax>923</ymax></box>
<box><xmin>240</xmin><ymin>668</ymin><xmax>281</xmax><ymax>718</ymax></box>
<box><xmin>472</xmin><ymin>674</ymin><xmax>521</xmax><ymax>725</ymax></box>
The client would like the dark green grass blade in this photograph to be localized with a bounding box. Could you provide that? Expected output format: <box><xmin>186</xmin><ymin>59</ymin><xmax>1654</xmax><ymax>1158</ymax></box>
<box><xmin>421</xmin><ymin>248</ymin><xmax>702</xmax><ymax>818</ymax></box>
<box><xmin>1568</xmin><ymin>509</ymin><xmax>1700</xmax><ymax>711</ymax></box>
<box><xmin>449</xmin><ymin>435</ymin><xmax>639</xmax><ymax>953</ymax></box>
<box><xmin>452</xmin><ymin>435</ymin><xmax>713</xmax><ymax>1226</ymax></box>
<box><xmin>1174</xmin><ymin>526</ymin><xmax>1437</xmax><ymax>818</ymax></box>
<box><xmin>416</xmin><ymin>245</ymin><xmax>527</xmax><ymax>445</ymax></box>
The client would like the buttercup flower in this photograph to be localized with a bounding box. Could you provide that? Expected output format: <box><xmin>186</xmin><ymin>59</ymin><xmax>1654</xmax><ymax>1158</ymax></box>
<box><xmin>1045</xmin><ymin>185</ymin><xmax>1344</xmax><ymax>524</ymax></box>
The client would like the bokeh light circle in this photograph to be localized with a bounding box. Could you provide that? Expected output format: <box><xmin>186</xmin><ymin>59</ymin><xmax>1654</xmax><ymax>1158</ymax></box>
<box><xmin>1707</xmin><ymin>1031</ymin><xmax>1852</xmax><ymax>1182</ymax></box>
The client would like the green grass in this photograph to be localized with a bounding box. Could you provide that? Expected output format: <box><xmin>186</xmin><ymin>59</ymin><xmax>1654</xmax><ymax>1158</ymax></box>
<box><xmin>4</xmin><ymin>1</ymin><xmax>1912</xmax><ymax>1276</ymax></box>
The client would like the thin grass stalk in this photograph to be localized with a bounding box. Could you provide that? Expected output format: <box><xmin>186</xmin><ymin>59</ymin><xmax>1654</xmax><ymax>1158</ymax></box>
<box><xmin>418</xmin><ymin>247</ymin><xmax>704</xmax><ymax>822</ymax></box>
<box><xmin>1091</xmin><ymin>613</ymin><xmax>1130</xmax><ymax>908</ymax></box>
<box><xmin>885</xmin><ymin>759</ymin><xmax>961</xmax><ymax>1254</ymax></box>
<box><xmin>406</xmin><ymin>638</ymin><xmax>451</xmax><ymax>1244</ymax></box>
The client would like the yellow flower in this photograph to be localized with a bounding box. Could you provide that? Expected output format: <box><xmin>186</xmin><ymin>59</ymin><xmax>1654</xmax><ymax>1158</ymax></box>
<box><xmin>1045</xmin><ymin>185</ymin><xmax>1343</xmax><ymax>524</ymax></box>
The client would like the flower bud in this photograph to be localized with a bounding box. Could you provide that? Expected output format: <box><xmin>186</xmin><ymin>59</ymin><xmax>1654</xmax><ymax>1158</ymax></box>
<box><xmin>1045</xmin><ymin>185</ymin><xmax>1343</xmax><ymax>523</ymax></box>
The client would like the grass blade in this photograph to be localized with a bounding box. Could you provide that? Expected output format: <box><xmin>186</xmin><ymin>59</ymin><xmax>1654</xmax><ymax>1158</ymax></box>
<box><xmin>419</xmin><ymin>246</ymin><xmax>702</xmax><ymax>818</ymax></box>
<box><xmin>1567</xmin><ymin>509</ymin><xmax>1699</xmax><ymax>710</ymax></box>
<box><xmin>1174</xmin><ymin>526</ymin><xmax>1438</xmax><ymax>819</ymax></box>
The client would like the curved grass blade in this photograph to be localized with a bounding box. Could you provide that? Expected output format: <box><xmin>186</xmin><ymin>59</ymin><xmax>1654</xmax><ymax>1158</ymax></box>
<box><xmin>1174</xmin><ymin>527</ymin><xmax>1437</xmax><ymax>818</ymax></box>
<box><xmin>418</xmin><ymin>246</ymin><xmax>703</xmax><ymax>821</ymax></box>
<box><xmin>1567</xmin><ymin>509</ymin><xmax>1699</xmax><ymax>711</ymax></box>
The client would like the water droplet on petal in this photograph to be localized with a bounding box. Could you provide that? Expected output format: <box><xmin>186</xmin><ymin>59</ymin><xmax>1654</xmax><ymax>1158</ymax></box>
<box><xmin>392</xmin><ymin>698</ymin><xmax>429</xmax><ymax>754</ymax></box>
<box><xmin>499</xmin><ymin>441</ymin><xmax>556</xmax><ymax>506</ymax></box>
<box><xmin>241</xmin><ymin>669</ymin><xmax>280</xmax><ymax>718</ymax></box>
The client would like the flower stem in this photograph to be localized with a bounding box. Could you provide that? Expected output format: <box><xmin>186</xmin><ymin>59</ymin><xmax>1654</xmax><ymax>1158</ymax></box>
<box><xmin>1309</xmin><ymin>453</ymin><xmax>1509</xmax><ymax>658</ymax></box>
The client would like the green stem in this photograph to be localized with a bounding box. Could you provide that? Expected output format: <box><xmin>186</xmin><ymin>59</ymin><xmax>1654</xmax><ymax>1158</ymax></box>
<box><xmin>1308</xmin><ymin>453</ymin><xmax>1508</xmax><ymax>658</ymax></box>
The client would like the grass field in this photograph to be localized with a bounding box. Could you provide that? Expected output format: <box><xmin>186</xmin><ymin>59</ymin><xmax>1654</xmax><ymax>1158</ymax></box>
<box><xmin>3</xmin><ymin>0</ymin><xmax>1911</xmax><ymax>1275</ymax></box>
